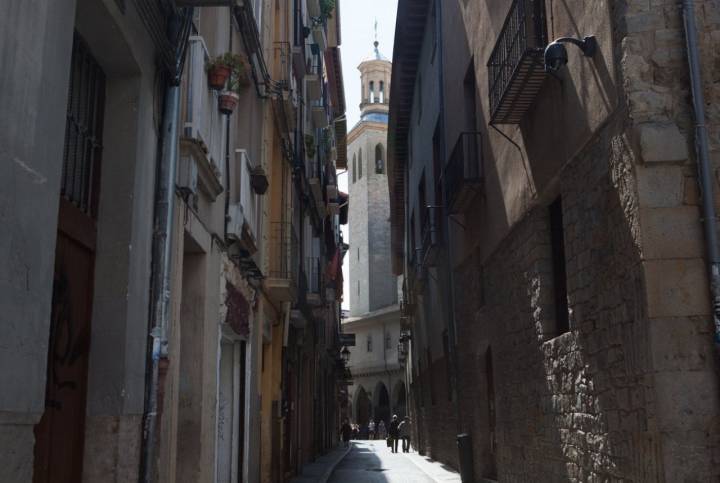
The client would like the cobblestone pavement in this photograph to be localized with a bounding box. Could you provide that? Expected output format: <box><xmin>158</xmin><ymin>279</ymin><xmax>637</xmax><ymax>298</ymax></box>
<box><xmin>328</xmin><ymin>440</ymin><xmax>461</xmax><ymax>483</ymax></box>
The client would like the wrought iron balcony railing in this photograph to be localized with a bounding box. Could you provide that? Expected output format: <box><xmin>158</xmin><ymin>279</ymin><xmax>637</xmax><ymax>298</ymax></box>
<box><xmin>269</xmin><ymin>222</ymin><xmax>300</xmax><ymax>283</ymax></box>
<box><xmin>445</xmin><ymin>132</ymin><xmax>484</xmax><ymax>214</ymax></box>
<box><xmin>487</xmin><ymin>0</ymin><xmax>548</xmax><ymax>124</ymax></box>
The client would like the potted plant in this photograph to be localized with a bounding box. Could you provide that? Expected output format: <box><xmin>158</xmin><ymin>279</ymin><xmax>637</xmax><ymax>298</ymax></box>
<box><xmin>305</xmin><ymin>134</ymin><xmax>317</xmax><ymax>159</ymax></box>
<box><xmin>250</xmin><ymin>166</ymin><xmax>269</xmax><ymax>195</ymax></box>
<box><xmin>207</xmin><ymin>53</ymin><xmax>251</xmax><ymax>91</ymax></box>
<box><xmin>219</xmin><ymin>89</ymin><xmax>239</xmax><ymax>115</ymax></box>
<box><xmin>218</xmin><ymin>55</ymin><xmax>252</xmax><ymax>115</ymax></box>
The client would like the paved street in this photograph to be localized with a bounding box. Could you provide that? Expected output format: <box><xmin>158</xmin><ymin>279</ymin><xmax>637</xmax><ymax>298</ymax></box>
<box><xmin>328</xmin><ymin>441</ymin><xmax>461</xmax><ymax>483</ymax></box>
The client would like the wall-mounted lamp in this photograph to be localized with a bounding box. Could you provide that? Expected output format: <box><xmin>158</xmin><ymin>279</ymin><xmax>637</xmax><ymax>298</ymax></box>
<box><xmin>544</xmin><ymin>36</ymin><xmax>598</xmax><ymax>73</ymax></box>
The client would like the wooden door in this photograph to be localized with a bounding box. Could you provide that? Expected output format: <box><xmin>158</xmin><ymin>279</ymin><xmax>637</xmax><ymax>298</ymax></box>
<box><xmin>33</xmin><ymin>32</ymin><xmax>105</xmax><ymax>483</ymax></box>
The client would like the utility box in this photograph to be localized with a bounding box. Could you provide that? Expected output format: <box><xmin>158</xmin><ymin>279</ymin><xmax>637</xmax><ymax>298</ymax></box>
<box><xmin>457</xmin><ymin>433</ymin><xmax>475</xmax><ymax>483</ymax></box>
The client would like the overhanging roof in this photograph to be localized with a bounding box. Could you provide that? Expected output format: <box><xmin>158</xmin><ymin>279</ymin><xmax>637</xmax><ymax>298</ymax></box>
<box><xmin>387</xmin><ymin>0</ymin><xmax>430</xmax><ymax>275</ymax></box>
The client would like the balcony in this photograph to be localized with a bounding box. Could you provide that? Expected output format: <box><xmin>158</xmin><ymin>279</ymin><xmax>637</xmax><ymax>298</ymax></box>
<box><xmin>180</xmin><ymin>36</ymin><xmax>226</xmax><ymax>200</ymax></box>
<box><xmin>305</xmin><ymin>60</ymin><xmax>322</xmax><ymax>101</ymax></box>
<box><xmin>420</xmin><ymin>206</ymin><xmax>442</xmax><ymax>267</ymax></box>
<box><xmin>227</xmin><ymin>150</ymin><xmax>261</xmax><ymax>254</ymax></box>
<box><xmin>265</xmin><ymin>222</ymin><xmax>299</xmax><ymax>303</ymax></box>
<box><xmin>487</xmin><ymin>0</ymin><xmax>548</xmax><ymax>124</ymax></box>
<box><xmin>274</xmin><ymin>42</ymin><xmax>297</xmax><ymax>132</ymax></box>
<box><xmin>312</xmin><ymin>101</ymin><xmax>329</xmax><ymax>128</ymax></box>
<box><xmin>445</xmin><ymin>132</ymin><xmax>484</xmax><ymax>214</ymax></box>
<box><xmin>306</xmin><ymin>257</ymin><xmax>323</xmax><ymax>306</ymax></box>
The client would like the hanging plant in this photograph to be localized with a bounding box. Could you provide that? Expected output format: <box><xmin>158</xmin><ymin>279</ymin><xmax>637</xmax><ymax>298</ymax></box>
<box><xmin>207</xmin><ymin>53</ymin><xmax>251</xmax><ymax>91</ymax></box>
<box><xmin>250</xmin><ymin>166</ymin><xmax>269</xmax><ymax>195</ymax></box>
<box><xmin>218</xmin><ymin>91</ymin><xmax>239</xmax><ymax>115</ymax></box>
<box><xmin>320</xmin><ymin>0</ymin><xmax>335</xmax><ymax>20</ymax></box>
<box><xmin>310</xmin><ymin>0</ymin><xmax>335</xmax><ymax>27</ymax></box>
<box><xmin>305</xmin><ymin>134</ymin><xmax>317</xmax><ymax>159</ymax></box>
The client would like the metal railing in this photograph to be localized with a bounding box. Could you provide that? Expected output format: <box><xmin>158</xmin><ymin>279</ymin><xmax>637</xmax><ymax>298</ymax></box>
<box><xmin>273</xmin><ymin>41</ymin><xmax>293</xmax><ymax>90</ymax></box>
<box><xmin>183</xmin><ymin>36</ymin><xmax>225</xmax><ymax>176</ymax></box>
<box><xmin>487</xmin><ymin>0</ymin><xmax>548</xmax><ymax>124</ymax></box>
<box><xmin>445</xmin><ymin>132</ymin><xmax>484</xmax><ymax>213</ymax></box>
<box><xmin>269</xmin><ymin>222</ymin><xmax>300</xmax><ymax>282</ymax></box>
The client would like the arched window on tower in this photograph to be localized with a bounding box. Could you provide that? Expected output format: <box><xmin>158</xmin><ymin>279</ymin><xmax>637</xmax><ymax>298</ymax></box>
<box><xmin>375</xmin><ymin>144</ymin><xmax>385</xmax><ymax>174</ymax></box>
<box><xmin>369</xmin><ymin>81</ymin><xmax>375</xmax><ymax>104</ymax></box>
<box><xmin>359</xmin><ymin>148</ymin><xmax>363</xmax><ymax>179</ymax></box>
<box><xmin>379</xmin><ymin>81</ymin><xmax>385</xmax><ymax>103</ymax></box>
<box><xmin>352</xmin><ymin>154</ymin><xmax>357</xmax><ymax>183</ymax></box>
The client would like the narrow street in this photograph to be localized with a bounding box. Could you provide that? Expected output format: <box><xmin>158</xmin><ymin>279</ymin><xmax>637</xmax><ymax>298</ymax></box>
<box><xmin>328</xmin><ymin>441</ymin><xmax>460</xmax><ymax>483</ymax></box>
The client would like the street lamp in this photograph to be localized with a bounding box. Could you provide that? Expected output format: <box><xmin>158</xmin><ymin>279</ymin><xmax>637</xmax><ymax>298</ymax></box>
<box><xmin>341</xmin><ymin>346</ymin><xmax>351</xmax><ymax>363</ymax></box>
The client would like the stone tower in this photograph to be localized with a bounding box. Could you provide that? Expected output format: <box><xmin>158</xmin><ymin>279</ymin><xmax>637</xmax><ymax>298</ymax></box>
<box><xmin>348</xmin><ymin>39</ymin><xmax>396</xmax><ymax>317</ymax></box>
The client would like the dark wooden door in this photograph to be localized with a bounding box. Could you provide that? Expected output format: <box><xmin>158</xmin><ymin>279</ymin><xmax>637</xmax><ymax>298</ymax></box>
<box><xmin>33</xmin><ymin>32</ymin><xmax>105</xmax><ymax>483</ymax></box>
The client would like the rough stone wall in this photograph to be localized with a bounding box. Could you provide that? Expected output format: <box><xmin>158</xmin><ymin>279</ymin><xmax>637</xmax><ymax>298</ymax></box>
<box><xmin>407</xmin><ymin>1</ymin><xmax>720</xmax><ymax>481</ymax></box>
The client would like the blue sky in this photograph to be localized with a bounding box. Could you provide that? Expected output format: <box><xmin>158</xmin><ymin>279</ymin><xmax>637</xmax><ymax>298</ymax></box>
<box><xmin>338</xmin><ymin>0</ymin><xmax>398</xmax><ymax>310</ymax></box>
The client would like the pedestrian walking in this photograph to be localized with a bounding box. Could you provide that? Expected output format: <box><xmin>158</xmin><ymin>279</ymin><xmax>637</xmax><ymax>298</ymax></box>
<box><xmin>341</xmin><ymin>419</ymin><xmax>352</xmax><ymax>448</ymax></box>
<box><xmin>368</xmin><ymin>419</ymin><xmax>376</xmax><ymax>440</ymax></box>
<box><xmin>377</xmin><ymin>420</ymin><xmax>387</xmax><ymax>440</ymax></box>
<box><xmin>398</xmin><ymin>416</ymin><xmax>412</xmax><ymax>452</ymax></box>
<box><xmin>388</xmin><ymin>415</ymin><xmax>400</xmax><ymax>453</ymax></box>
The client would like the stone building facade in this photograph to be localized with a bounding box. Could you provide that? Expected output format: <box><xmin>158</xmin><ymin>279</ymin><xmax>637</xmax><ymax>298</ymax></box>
<box><xmin>389</xmin><ymin>0</ymin><xmax>720</xmax><ymax>481</ymax></box>
<box><xmin>344</xmin><ymin>41</ymin><xmax>406</xmax><ymax>430</ymax></box>
<box><xmin>0</xmin><ymin>1</ymin><xmax>347</xmax><ymax>482</ymax></box>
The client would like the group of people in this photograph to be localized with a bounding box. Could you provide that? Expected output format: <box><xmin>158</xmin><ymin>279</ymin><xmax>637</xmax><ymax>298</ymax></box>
<box><xmin>341</xmin><ymin>415</ymin><xmax>412</xmax><ymax>453</ymax></box>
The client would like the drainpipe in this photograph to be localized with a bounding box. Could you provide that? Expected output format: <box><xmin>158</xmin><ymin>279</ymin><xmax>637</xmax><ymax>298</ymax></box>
<box><xmin>140</xmin><ymin>46</ymin><xmax>182</xmax><ymax>483</ymax></box>
<box><xmin>681</xmin><ymin>0</ymin><xmax>720</xmax><ymax>346</ymax></box>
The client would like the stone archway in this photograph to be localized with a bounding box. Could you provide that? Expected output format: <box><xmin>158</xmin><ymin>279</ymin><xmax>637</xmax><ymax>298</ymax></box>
<box><xmin>354</xmin><ymin>386</ymin><xmax>372</xmax><ymax>428</ymax></box>
<box><xmin>393</xmin><ymin>380</ymin><xmax>407</xmax><ymax>419</ymax></box>
<box><xmin>373</xmin><ymin>382</ymin><xmax>390</xmax><ymax>427</ymax></box>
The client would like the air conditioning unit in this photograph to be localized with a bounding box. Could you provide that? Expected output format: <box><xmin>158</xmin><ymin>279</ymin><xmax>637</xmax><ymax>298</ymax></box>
<box><xmin>226</xmin><ymin>203</ymin><xmax>245</xmax><ymax>241</ymax></box>
<box><xmin>177</xmin><ymin>155</ymin><xmax>198</xmax><ymax>197</ymax></box>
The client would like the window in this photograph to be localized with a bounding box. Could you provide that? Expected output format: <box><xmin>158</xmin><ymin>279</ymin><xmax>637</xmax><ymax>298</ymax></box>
<box><xmin>367</xmin><ymin>334</ymin><xmax>373</xmax><ymax>352</ymax></box>
<box><xmin>385</xmin><ymin>331</ymin><xmax>392</xmax><ymax>350</ymax></box>
<box><xmin>358</xmin><ymin>148</ymin><xmax>363</xmax><ymax>179</ymax></box>
<box><xmin>464</xmin><ymin>62</ymin><xmax>478</xmax><ymax>132</ymax></box>
<box><xmin>352</xmin><ymin>154</ymin><xmax>357</xmax><ymax>183</ymax></box>
<box><xmin>485</xmin><ymin>347</ymin><xmax>497</xmax><ymax>477</ymax></box>
<box><xmin>550</xmin><ymin>197</ymin><xmax>569</xmax><ymax>335</ymax></box>
<box><xmin>357</xmin><ymin>281</ymin><xmax>360</xmax><ymax>297</ymax></box>
<box><xmin>357</xmin><ymin>247</ymin><xmax>360</xmax><ymax>261</ymax></box>
<box><xmin>379</xmin><ymin>81</ymin><xmax>385</xmax><ymax>103</ymax></box>
<box><xmin>443</xmin><ymin>330</ymin><xmax>453</xmax><ymax>402</ymax></box>
<box><xmin>375</xmin><ymin>144</ymin><xmax>385</xmax><ymax>174</ymax></box>
<box><xmin>369</xmin><ymin>81</ymin><xmax>375</xmax><ymax>103</ymax></box>
<box><xmin>62</xmin><ymin>33</ymin><xmax>106</xmax><ymax>220</ymax></box>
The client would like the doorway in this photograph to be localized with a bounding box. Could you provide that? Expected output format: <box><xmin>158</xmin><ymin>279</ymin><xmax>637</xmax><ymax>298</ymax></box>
<box><xmin>33</xmin><ymin>32</ymin><xmax>106</xmax><ymax>483</ymax></box>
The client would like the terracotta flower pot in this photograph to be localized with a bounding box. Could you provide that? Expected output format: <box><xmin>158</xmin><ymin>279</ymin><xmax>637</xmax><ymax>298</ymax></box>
<box><xmin>208</xmin><ymin>64</ymin><xmax>231</xmax><ymax>90</ymax></box>
<box><xmin>218</xmin><ymin>91</ymin><xmax>239</xmax><ymax>115</ymax></box>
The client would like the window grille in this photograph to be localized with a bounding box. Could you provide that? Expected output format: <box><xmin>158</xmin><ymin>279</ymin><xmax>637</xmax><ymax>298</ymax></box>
<box><xmin>61</xmin><ymin>33</ymin><xmax>106</xmax><ymax>219</ymax></box>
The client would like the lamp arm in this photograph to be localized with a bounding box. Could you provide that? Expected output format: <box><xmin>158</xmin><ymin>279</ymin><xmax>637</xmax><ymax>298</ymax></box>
<box><xmin>554</xmin><ymin>36</ymin><xmax>598</xmax><ymax>57</ymax></box>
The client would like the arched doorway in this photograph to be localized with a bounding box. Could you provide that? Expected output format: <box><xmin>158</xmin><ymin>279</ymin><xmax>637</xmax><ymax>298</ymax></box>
<box><xmin>393</xmin><ymin>381</ymin><xmax>407</xmax><ymax>419</ymax></box>
<box><xmin>354</xmin><ymin>386</ymin><xmax>371</xmax><ymax>428</ymax></box>
<box><xmin>373</xmin><ymin>382</ymin><xmax>390</xmax><ymax>426</ymax></box>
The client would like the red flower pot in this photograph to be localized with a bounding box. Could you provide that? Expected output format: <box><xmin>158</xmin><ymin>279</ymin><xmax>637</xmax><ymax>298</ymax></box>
<box><xmin>218</xmin><ymin>91</ymin><xmax>239</xmax><ymax>115</ymax></box>
<box><xmin>208</xmin><ymin>64</ymin><xmax>231</xmax><ymax>90</ymax></box>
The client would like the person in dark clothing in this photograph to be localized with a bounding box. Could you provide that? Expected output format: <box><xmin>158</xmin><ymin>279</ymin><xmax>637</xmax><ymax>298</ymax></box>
<box><xmin>388</xmin><ymin>414</ymin><xmax>400</xmax><ymax>453</ymax></box>
<box><xmin>341</xmin><ymin>420</ymin><xmax>352</xmax><ymax>448</ymax></box>
<box><xmin>398</xmin><ymin>416</ymin><xmax>412</xmax><ymax>452</ymax></box>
